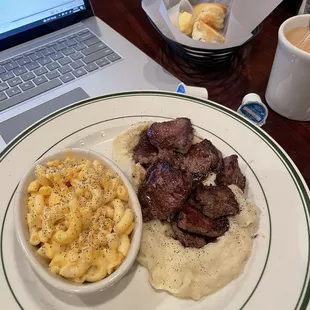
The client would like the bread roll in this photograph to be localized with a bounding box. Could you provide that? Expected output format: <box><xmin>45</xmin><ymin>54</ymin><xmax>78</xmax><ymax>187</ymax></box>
<box><xmin>193</xmin><ymin>3</ymin><xmax>227</xmax><ymax>31</ymax></box>
<box><xmin>178</xmin><ymin>12</ymin><xmax>195</xmax><ymax>36</ymax></box>
<box><xmin>192</xmin><ymin>20</ymin><xmax>225</xmax><ymax>43</ymax></box>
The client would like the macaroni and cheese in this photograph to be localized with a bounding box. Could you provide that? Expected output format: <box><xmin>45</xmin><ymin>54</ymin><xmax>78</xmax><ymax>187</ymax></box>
<box><xmin>26</xmin><ymin>154</ymin><xmax>135</xmax><ymax>284</ymax></box>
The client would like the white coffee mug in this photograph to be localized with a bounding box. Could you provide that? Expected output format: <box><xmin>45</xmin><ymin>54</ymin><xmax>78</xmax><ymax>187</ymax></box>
<box><xmin>265</xmin><ymin>14</ymin><xmax>310</xmax><ymax>121</ymax></box>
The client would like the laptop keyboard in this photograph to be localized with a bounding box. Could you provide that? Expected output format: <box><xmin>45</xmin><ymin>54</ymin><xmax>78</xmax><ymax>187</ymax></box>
<box><xmin>0</xmin><ymin>29</ymin><xmax>122</xmax><ymax>113</ymax></box>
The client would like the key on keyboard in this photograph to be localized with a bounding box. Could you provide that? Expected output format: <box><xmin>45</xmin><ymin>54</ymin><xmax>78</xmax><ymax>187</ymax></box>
<box><xmin>96</xmin><ymin>58</ymin><xmax>110</xmax><ymax>67</ymax></box>
<box><xmin>72</xmin><ymin>68</ymin><xmax>87</xmax><ymax>78</ymax></box>
<box><xmin>34</xmin><ymin>67</ymin><xmax>48</xmax><ymax>76</ymax></box>
<box><xmin>58</xmin><ymin>57</ymin><xmax>72</xmax><ymax>66</ymax></box>
<box><xmin>84</xmin><ymin>63</ymin><xmax>99</xmax><ymax>72</ymax></box>
<box><xmin>6</xmin><ymin>86</ymin><xmax>21</xmax><ymax>97</ymax></box>
<box><xmin>5</xmin><ymin>62</ymin><xmax>18</xmax><ymax>71</ymax></box>
<box><xmin>7</xmin><ymin>77</ymin><xmax>22</xmax><ymax>87</ymax></box>
<box><xmin>35</xmin><ymin>47</ymin><xmax>45</xmax><ymax>52</ymax></box>
<box><xmin>70</xmin><ymin>52</ymin><xmax>83</xmax><ymax>61</ymax></box>
<box><xmin>13</xmin><ymin>67</ymin><xmax>27</xmax><ymax>76</ymax></box>
<box><xmin>107</xmin><ymin>53</ymin><xmax>122</xmax><ymax>62</ymax></box>
<box><xmin>38</xmin><ymin>57</ymin><xmax>52</xmax><ymax>66</ymax></box>
<box><xmin>33</xmin><ymin>76</ymin><xmax>48</xmax><ymax>86</ymax></box>
<box><xmin>17</xmin><ymin>57</ymin><xmax>31</xmax><ymax>66</ymax></box>
<box><xmin>50</xmin><ymin>52</ymin><xmax>63</xmax><ymax>61</ymax></box>
<box><xmin>20</xmin><ymin>81</ymin><xmax>35</xmax><ymax>91</ymax></box>
<box><xmin>0</xmin><ymin>28</ymin><xmax>122</xmax><ymax>112</ymax></box>
<box><xmin>70</xmin><ymin>60</ymin><xmax>84</xmax><ymax>69</ymax></box>
<box><xmin>12</xmin><ymin>55</ymin><xmax>23</xmax><ymax>61</ymax></box>
<box><xmin>0</xmin><ymin>71</ymin><xmax>14</xmax><ymax>81</ymax></box>
<box><xmin>65</xmin><ymin>39</ymin><xmax>78</xmax><ymax>47</ymax></box>
<box><xmin>0</xmin><ymin>83</ymin><xmax>9</xmax><ymax>92</ymax></box>
<box><xmin>54</xmin><ymin>43</ymin><xmax>66</xmax><ymax>51</ymax></box>
<box><xmin>0</xmin><ymin>92</ymin><xmax>7</xmax><ymax>102</ymax></box>
<box><xmin>73</xmin><ymin>43</ymin><xmax>87</xmax><ymax>51</ymax></box>
<box><xmin>82</xmin><ymin>49</ymin><xmax>114</xmax><ymax>64</ymax></box>
<box><xmin>21</xmin><ymin>72</ymin><xmax>35</xmax><ymax>82</ymax></box>
<box><xmin>62</xmin><ymin>47</ymin><xmax>75</xmax><ymax>56</ymax></box>
<box><xmin>82</xmin><ymin>42</ymin><xmax>107</xmax><ymax>56</ymax></box>
<box><xmin>57</xmin><ymin>39</ymin><xmax>67</xmax><ymax>44</ymax></box>
<box><xmin>42</xmin><ymin>48</ymin><xmax>55</xmax><ymax>56</ymax></box>
<box><xmin>60</xmin><ymin>72</ymin><xmax>75</xmax><ymax>83</ymax></box>
<box><xmin>23</xmin><ymin>52</ymin><xmax>34</xmax><ymax>57</ymax></box>
<box><xmin>25</xmin><ymin>62</ymin><xmax>40</xmax><ymax>70</ymax></box>
<box><xmin>58</xmin><ymin>65</ymin><xmax>72</xmax><ymax>75</ymax></box>
<box><xmin>76</xmin><ymin>32</ymin><xmax>94</xmax><ymax>43</ymax></box>
<box><xmin>0</xmin><ymin>60</ymin><xmax>11</xmax><ymax>65</ymax></box>
<box><xmin>46</xmin><ymin>42</ymin><xmax>56</xmax><ymax>48</ymax></box>
<box><xmin>84</xmin><ymin>37</ymin><xmax>101</xmax><ymax>47</ymax></box>
<box><xmin>0</xmin><ymin>79</ymin><xmax>62</xmax><ymax>113</ymax></box>
<box><xmin>46</xmin><ymin>62</ymin><xmax>60</xmax><ymax>71</ymax></box>
<box><xmin>29</xmin><ymin>52</ymin><xmax>43</xmax><ymax>61</ymax></box>
<box><xmin>46</xmin><ymin>70</ymin><xmax>60</xmax><ymax>80</ymax></box>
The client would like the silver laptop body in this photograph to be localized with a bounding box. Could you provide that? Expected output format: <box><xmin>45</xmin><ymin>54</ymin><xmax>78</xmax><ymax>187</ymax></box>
<box><xmin>0</xmin><ymin>0</ymin><xmax>179</xmax><ymax>148</ymax></box>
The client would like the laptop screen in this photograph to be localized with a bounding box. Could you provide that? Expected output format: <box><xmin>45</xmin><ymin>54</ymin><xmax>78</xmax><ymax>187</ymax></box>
<box><xmin>0</xmin><ymin>0</ymin><xmax>88</xmax><ymax>40</ymax></box>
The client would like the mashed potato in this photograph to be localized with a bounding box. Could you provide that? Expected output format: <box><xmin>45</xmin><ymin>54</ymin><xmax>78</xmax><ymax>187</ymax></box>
<box><xmin>137</xmin><ymin>185</ymin><xmax>260</xmax><ymax>300</ymax></box>
<box><xmin>113</xmin><ymin>123</ymin><xmax>261</xmax><ymax>300</ymax></box>
<box><xmin>113</xmin><ymin>123</ymin><xmax>150</xmax><ymax>191</ymax></box>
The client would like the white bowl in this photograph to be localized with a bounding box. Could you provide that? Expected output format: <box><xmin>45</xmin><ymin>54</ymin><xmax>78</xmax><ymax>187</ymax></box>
<box><xmin>14</xmin><ymin>148</ymin><xmax>142</xmax><ymax>294</ymax></box>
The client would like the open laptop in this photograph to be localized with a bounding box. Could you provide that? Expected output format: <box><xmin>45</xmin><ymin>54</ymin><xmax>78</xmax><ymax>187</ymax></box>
<box><xmin>0</xmin><ymin>0</ymin><xmax>179</xmax><ymax>150</ymax></box>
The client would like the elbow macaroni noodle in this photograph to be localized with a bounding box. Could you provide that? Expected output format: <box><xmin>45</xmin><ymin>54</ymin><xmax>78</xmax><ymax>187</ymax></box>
<box><xmin>26</xmin><ymin>155</ymin><xmax>134</xmax><ymax>283</ymax></box>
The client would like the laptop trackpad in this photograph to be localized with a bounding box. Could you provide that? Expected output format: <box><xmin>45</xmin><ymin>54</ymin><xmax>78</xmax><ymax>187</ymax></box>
<box><xmin>0</xmin><ymin>88</ymin><xmax>90</xmax><ymax>144</ymax></box>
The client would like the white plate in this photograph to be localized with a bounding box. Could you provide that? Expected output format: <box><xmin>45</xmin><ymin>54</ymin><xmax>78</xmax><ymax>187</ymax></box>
<box><xmin>0</xmin><ymin>91</ymin><xmax>309</xmax><ymax>310</ymax></box>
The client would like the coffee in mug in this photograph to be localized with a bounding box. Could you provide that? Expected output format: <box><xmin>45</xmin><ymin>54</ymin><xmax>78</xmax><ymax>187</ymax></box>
<box><xmin>285</xmin><ymin>27</ymin><xmax>310</xmax><ymax>53</ymax></box>
<box><xmin>266</xmin><ymin>14</ymin><xmax>310</xmax><ymax>121</ymax></box>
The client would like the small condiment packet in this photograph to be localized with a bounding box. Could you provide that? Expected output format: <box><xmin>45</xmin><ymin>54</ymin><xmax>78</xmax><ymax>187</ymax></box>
<box><xmin>175</xmin><ymin>86</ymin><xmax>267</xmax><ymax>127</ymax></box>
<box><xmin>237</xmin><ymin>93</ymin><xmax>268</xmax><ymax>127</ymax></box>
<box><xmin>176</xmin><ymin>82</ymin><xmax>209</xmax><ymax>100</ymax></box>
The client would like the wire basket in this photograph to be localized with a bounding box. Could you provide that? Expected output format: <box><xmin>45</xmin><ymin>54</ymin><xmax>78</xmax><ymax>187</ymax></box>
<box><xmin>149</xmin><ymin>18</ymin><xmax>262</xmax><ymax>66</ymax></box>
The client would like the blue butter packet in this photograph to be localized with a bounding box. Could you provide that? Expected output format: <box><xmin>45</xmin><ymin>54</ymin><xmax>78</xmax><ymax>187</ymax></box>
<box><xmin>237</xmin><ymin>101</ymin><xmax>268</xmax><ymax>127</ymax></box>
<box><xmin>176</xmin><ymin>83</ymin><xmax>209</xmax><ymax>100</ymax></box>
<box><xmin>176</xmin><ymin>83</ymin><xmax>187</xmax><ymax>94</ymax></box>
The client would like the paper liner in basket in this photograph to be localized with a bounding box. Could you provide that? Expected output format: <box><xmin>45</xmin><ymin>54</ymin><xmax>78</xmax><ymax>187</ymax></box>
<box><xmin>142</xmin><ymin>0</ymin><xmax>283</xmax><ymax>50</ymax></box>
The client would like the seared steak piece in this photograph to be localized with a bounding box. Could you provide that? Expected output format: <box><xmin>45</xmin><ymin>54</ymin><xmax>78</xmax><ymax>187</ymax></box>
<box><xmin>177</xmin><ymin>205</ymin><xmax>229</xmax><ymax>238</ymax></box>
<box><xmin>138</xmin><ymin>160</ymin><xmax>192</xmax><ymax>222</ymax></box>
<box><xmin>171</xmin><ymin>222</ymin><xmax>207</xmax><ymax>249</ymax></box>
<box><xmin>133</xmin><ymin>130</ymin><xmax>158</xmax><ymax>166</ymax></box>
<box><xmin>193</xmin><ymin>185</ymin><xmax>239</xmax><ymax>219</ymax></box>
<box><xmin>147</xmin><ymin>118</ymin><xmax>193</xmax><ymax>154</ymax></box>
<box><xmin>216</xmin><ymin>155</ymin><xmax>246</xmax><ymax>191</ymax></box>
<box><xmin>178</xmin><ymin>139</ymin><xmax>223</xmax><ymax>178</ymax></box>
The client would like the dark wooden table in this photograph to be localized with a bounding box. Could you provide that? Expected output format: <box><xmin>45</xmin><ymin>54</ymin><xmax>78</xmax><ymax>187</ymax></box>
<box><xmin>91</xmin><ymin>1</ymin><xmax>310</xmax><ymax>186</ymax></box>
